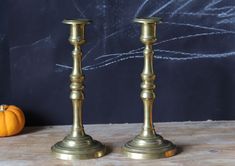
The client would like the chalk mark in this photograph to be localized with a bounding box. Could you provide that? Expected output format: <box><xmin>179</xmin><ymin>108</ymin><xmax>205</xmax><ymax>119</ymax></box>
<box><xmin>127</xmin><ymin>31</ymin><xmax>233</xmax><ymax>54</ymax></box>
<box><xmin>71</xmin><ymin>0</ymin><xmax>86</xmax><ymax>18</ymax></box>
<box><xmin>159</xmin><ymin>12</ymin><xmax>235</xmax><ymax>17</ymax></box>
<box><xmin>10</xmin><ymin>35</ymin><xmax>53</xmax><ymax>51</ymax></box>
<box><xmin>162</xmin><ymin>21</ymin><xmax>235</xmax><ymax>33</ymax></box>
<box><xmin>82</xmin><ymin>25</ymin><xmax>131</xmax><ymax>61</ymax></box>
<box><xmin>134</xmin><ymin>0</ymin><xmax>149</xmax><ymax>17</ymax></box>
<box><xmin>170</xmin><ymin>0</ymin><xmax>193</xmax><ymax>17</ymax></box>
<box><xmin>148</xmin><ymin>0</ymin><xmax>175</xmax><ymax>17</ymax></box>
<box><xmin>82</xmin><ymin>41</ymin><xmax>99</xmax><ymax>61</ymax></box>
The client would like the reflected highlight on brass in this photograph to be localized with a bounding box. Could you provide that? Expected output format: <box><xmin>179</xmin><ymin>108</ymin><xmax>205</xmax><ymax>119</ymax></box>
<box><xmin>122</xmin><ymin>17</ymin><xmax>177</xmax><ymax>159</ymax></box>
<box><xmin>51</xmin><ymin>19</ymin><xmax>106</xmax><ymax>160</ymax></box>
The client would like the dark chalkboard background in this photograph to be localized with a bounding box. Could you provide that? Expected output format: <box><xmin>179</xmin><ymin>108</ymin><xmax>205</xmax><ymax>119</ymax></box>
<box><xmin>0</xmin><ymin>0</ymin><xmax>235</xmax><ymax>125</ymax></box>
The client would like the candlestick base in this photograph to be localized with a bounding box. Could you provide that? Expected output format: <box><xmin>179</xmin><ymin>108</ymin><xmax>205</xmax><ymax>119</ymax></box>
<box><xmin>51</xmin><ymin>134</ymin><xmax>106</xmax><ymax>160</ymax></box>
<box><xmin>123</xmin><ymin>134</ymin><xmax>177</xmax><ymax>159</ymax></box>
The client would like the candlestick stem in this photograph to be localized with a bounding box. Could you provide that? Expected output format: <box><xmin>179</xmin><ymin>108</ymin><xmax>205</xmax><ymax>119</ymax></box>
<box><xmin>122</xmin><ymin>17</ymin><xmax>177</xmax><ymax>159</ymax></box>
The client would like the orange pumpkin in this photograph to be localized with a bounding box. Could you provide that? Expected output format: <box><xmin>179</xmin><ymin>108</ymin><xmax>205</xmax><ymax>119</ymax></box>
<box><xmin>0</xmin><ymin>105</ymin><xmax>25</xmax><ymax>137</ymax></box>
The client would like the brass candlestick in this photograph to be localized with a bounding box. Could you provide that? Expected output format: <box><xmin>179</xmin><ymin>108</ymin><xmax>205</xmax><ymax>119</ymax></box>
<box><xmin>122</xmin><ymin>17</ymin><xmax>177</xmax><ymax>159</ymax></box>
<box><xmin>51</xmin><ymin>19</ymin><xmax>106</xmax><ymax>160</ymax></box>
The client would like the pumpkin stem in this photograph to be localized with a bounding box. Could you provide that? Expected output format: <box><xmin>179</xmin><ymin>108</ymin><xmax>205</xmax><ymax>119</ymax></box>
<box><xmin>0</xmin><ymin>105</ymin><xmax>6</xmax><ymax>112</ymax></box>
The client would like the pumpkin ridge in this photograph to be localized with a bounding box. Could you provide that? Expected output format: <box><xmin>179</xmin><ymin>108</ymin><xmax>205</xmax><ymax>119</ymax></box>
<box><xmin>8</xmin><ymin>110</ymin><xmax>21</xmax><ymax>134</ymax></box>
<box><xmin>2</xmin><ymin>111</ymin><xmax>8</xmax><ymax>136</ymax></box>
<box><xmin>8</xmin><ymin>108</ymin><xmax>25</xmax><ymax>129</ymax></box>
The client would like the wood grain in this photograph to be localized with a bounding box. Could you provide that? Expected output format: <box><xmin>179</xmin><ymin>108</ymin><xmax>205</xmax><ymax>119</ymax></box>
<box><xmin>0</xmin><ymin>121</ymin><xmax>235</xmax><ymax>166</ymax></box>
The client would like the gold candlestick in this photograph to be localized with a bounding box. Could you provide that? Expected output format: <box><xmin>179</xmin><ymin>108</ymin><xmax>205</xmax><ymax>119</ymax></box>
<box><xmin>122</xmin><ymin>17</ymin><xmax>177</xmax><ymax>159</ymax></box>
<box><xmin>51</xmin><ymin>19</ymin><xmax>106</xmax><ymax>160</ymax></box>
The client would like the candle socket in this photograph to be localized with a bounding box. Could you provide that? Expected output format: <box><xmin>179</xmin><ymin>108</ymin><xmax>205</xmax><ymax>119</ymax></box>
<box><xmin>51</xmin><ymin>19</ymin><xmax>106</xmax><ymax>160</ymax></box>
<box><xmin>122</xmin><ymin>17</ymin><xmax>177</xmax><ymax>159</ymax></box>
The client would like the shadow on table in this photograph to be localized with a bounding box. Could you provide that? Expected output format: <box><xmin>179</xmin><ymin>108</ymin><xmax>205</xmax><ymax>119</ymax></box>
<box><xmin>176</xmin><ymin>145</ymin><xmax>183</xmax><ymax>156</ymax></box>
<box><xmin>20</xmin><ymin>126</ymin><xmax>48</xmax><ymax>135</ymax></box>
<box><xmin>105</xmin><ymin>145</ymin><xmax>113</xmax><ymax>155</ymax></box>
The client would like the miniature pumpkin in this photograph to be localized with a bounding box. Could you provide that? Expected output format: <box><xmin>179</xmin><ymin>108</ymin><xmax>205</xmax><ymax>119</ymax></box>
<box><xmin>0</xmin><ymin>105</ymin><xmax>25</xmax><ymax>137</ymax></box>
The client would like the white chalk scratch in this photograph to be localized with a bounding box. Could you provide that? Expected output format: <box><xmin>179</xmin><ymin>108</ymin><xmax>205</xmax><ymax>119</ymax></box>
<box><xmin>71</xmin><ymin>0</ymin><xmax>86</xmax><ymax>18</ymax></box>
<box><xmin>105</xmin><ymin>28</ymin><xmax>125</xmax><ymax>39</ymax></box>
<box><xmin>205</xmin><ymin>0</ymin><xmax>235</xmax><ymax>12</ymax></box>
<box><xmin>82</xmin><ymin>26</ymin><xmax>130</xmax><ymax>61</ymax></box>
<box><xmin>56</xmin><ymin>64</ymin><xmax>72</xmax><ymax>69</ymax></box>
<box><xmin>96</xmin><ymin>51</ymin><xmax>142</xmax><ymax>60</ymax></box>
<box><xmin>162</xmin><ymin>22</ymin><xmax>235</xmax><ymax>34</ymax></box>
<box><xmin>128</xmin><ymin>31</ymin><xmax>234</xmax><ymax>55</ymax></box>
<box><xmin>159</xmin><ymin>12</ymin><xmax>235</xmax><ymax>17</ymax></box>
<box><xmin>170</xmin><ymin>0</ymin><xmax>193</xmax><ymax>17</ymax></box>
<box><xmin>82</xmin><ymin>42</ymin><xmax>98</xmax><ymax>61</ymax></box>
<box><xmin>83</xmin><ymin>55</ymin><xmax>142</xmax><ymax>70</ymax></box>
<box><xmin>10</xmin><ymin>35</ymin><xmax>53</xmax><ymax>51</ymax></box>
<box><xmin>148</xmin><ymin>0</ymin><xmax>175</xmax><ymax>17</ymax></box>
<box><xmin>217</xmin><ymin>18</ymin><xmax>235</xmax><ymax>24</ymax></box>
<box><xmin>134</xmin><ymin>0</ymin><xmax>149</xmax><ymax>17</ymax></box>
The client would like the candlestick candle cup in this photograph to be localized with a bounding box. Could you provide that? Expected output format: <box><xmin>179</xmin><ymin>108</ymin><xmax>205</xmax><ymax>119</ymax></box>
<box><xmin>122</xmin><ymin>17</ymin><xmax>177</xmax><ymax>159</ymax></box>
<box><xmin>51</xmin><ymin>19</ymin><xmax>106</xmax><ymax>160</ymax></box>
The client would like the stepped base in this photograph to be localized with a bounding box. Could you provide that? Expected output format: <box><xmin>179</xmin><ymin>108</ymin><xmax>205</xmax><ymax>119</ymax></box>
<box><xmin>51</xmin><ymin>134</ymin><xmax>106</xmax><ymax>160</ymax></box>
<box><xmin>123</xmin><ymin>134</ymin><xmax>177</xmax><ymax>159</ymax></box>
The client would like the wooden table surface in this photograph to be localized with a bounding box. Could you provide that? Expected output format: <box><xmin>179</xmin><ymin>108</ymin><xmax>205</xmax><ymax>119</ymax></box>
<box><xmin>0</xmin><ymin>121</ymin><xmax>235</xmax><ymax>166</ymax></box>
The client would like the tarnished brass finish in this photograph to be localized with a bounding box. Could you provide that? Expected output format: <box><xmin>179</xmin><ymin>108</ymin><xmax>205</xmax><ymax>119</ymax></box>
<box><xmin>122</xmin><ymin>17</ymin><xmax>177</xmax><ymax>159</ymax></box>
<box><xmin>51</xmin><ymin>19</ymin><xmax>106</xmax><ymax>160</ymax></box>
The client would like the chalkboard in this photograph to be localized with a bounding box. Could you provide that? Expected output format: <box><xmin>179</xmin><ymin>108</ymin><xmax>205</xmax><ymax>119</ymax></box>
<box><xmin>1</xmin><ymin>0</ymin><xmax>235</xmax><ymax>125</ymax></box>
